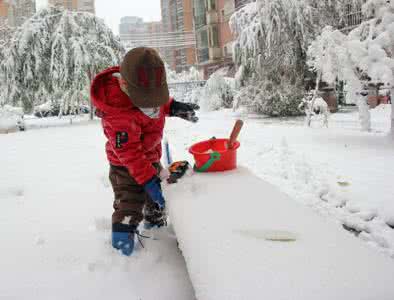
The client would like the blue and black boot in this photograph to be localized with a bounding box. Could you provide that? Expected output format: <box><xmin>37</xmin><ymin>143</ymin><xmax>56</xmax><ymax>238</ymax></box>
<box><xmin>143</xmin><ymin>203</ymin><xmax>167</xmax><ymax>230</ymax></box>
<box><xmin>112</xmin><ymin>223</ymin><xmax>137</xmax><ymax>256</ymax></box>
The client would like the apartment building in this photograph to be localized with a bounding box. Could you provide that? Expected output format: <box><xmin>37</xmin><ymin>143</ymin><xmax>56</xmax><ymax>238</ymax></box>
<box><xmin>193</xmin><ymin>0</ymin><xmax>235</xmax><ymax>79</ymax></box>
<box><xmin>48</xmin><ymin>0</ymin><xmax>95</xmax><ymax>14</ymax></box>
<box><xmin>0</xmin><ymin>0</ymin><xmax>8</xmax><ymax>22</ymax></box>
<box><xmin>0</xmin><ymin>0</ymin><xmax>35</xmax><ymax>27</ymax></box>
<box><xmin>119</xmin><ymin>16</ymin><xmax>146</xmax><ymax>37</ymax></box>
<box><xmin>161</xmin><ymin>0</ymin><xmax>196</xmax><ymax>72</ymax></box>
<box><xmin>119</xmin><ymin>17</ymin><xmax>164</xmax><ymax>51</ymax></box>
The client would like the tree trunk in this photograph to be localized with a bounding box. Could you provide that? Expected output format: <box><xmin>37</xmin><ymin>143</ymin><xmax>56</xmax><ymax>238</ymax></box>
<box><xmin>89</xmin><ymin>99</ymin><xmax>94</xmax><ymax>121</ymax></box>
<box><xmin>88</xmin><ymin>69</ymin><xmax>94</xmax><ymax>121</ymax></box>
<box><xmin>357</xmin><ymin>93</ymin><xmax>371</xmax><ymax>132</ymax></box>
<box><xmin>391</xmin><ymin>87</ymin><xmax>394</xmax><ymax>139</ymax></box>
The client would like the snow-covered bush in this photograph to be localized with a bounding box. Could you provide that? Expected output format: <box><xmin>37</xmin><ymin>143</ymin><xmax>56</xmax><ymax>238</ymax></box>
<box><xmin>33</xmin><ymin>100</ymin><xmax>89</xmax><ymax>118</ymax></box>
<box><xmin>307</xmin><ymin>0</ymin><xmax>394</xmax><ymax>133</ymax></box>
<box><xmin>233</xmin><ymin>80</ymin><xmax>304</xmax><ymax>116</ymax></box>
<box><xmin>167</xmin><ymin>65</ymin><xmax>204</xmax><ymax>104</ymax></box>
<box><xmin>198</xmin><ymin>72</ymin><xmax>235</xmax><ymax>112</ymax></box>
<box><xmin>167</xmin><ymin>65</ymin><xmax>202</xmax><ymax>84</ymax></box>
<box><xmin>0</xmin><ymin>105</ymin><xmax>24</xmax><ymax>133</ymax></box>
<box><xmin>299</xmin><ymin>93</ymin><xmax>329</xmax><ymax>127</ymax></box>
<box><xmin>230</xmin><ymin>0</ymin><xmax>350</xmax><ymax>116</ymax></box>
<box><xmin>0</xmin><ymin>7</ymin><xmax>124</xmax><ymax>114</ymax></box>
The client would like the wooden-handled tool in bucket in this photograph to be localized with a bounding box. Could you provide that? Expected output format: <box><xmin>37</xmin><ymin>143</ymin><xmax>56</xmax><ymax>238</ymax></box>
<box><xmin>228</xmin><ymin>120</ymin><xmax>244</xmax><ymax>149</ymax></box>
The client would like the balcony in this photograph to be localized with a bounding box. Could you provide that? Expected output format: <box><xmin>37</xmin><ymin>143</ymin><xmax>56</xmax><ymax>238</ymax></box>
<box><xmin>206</xmin><ymin>10</ymin><xmax>218</xmax><ymax>25</ymax></box>
<box><xmin>198</xmin><ymin>48</ymin><xmax>209</xmax><ymax>64</ymax></box>
<box><xmin>209</xmin><ymin>47</ymin><xmax>222</xmax><ymax>60</ymax></box>
<box><xmin>194</xmin><ymin>13</ymin><xmax>207</xmax><ymax>30</ymax></box>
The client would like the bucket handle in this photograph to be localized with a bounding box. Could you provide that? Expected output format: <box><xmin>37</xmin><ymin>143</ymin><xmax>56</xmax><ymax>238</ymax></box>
<box><xmin>194</xmin><ymin>152</ymin><xmax>221</xmax><ymax>172</ymax></box>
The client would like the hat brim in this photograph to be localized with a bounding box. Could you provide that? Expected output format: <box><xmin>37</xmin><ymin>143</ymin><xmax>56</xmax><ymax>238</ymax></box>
<box><xmin>126</xmin><ymin>82</ymin><xmax>170</xmax><ymax>108</ymax></box>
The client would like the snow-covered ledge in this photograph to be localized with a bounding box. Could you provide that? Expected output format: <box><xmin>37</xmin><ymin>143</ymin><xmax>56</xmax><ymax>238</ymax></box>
<box><xmin>166</xmin><ymin>168</ymin><xmax>394</xmax><ymax>300</ymax></box>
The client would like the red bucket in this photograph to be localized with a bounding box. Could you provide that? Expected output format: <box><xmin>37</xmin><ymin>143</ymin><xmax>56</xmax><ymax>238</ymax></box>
<box><xmin>189</xmin><ymin>138</ymin><xmax>240</xmax><ymax>172</ymax></box>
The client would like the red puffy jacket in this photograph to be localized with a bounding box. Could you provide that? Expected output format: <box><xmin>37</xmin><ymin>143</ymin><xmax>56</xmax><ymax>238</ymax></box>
<box><xmin>91</xmin><ymin>66</ymin><xmax>172</xmax><ymax>185</ymax></box>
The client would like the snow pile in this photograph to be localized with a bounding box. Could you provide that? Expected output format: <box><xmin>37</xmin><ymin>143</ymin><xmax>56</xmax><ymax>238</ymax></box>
<box><xmin>165</xmin><ymin>105</ymin><xmax>394</xmax><ymax>260</ymax></box>
<box><xmin>167</xmin><ymin>168</ymin><xmax>394</xmax><ymax>300</ymax></box>
<box><xmin>298</xmin><ymin>93</ymin><xmax>330</xmax><ymax>127</ymax></box>
<box><xmin>0</xmin><ymin>105</ymin><xmax>24</xmax><ymax>133</ymax></box>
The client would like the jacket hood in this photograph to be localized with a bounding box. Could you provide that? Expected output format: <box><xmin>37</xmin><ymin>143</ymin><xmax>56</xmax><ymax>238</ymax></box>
<box><xmin>91</xmin><ymin>66</ymin><xmax>134</xmax><ymax>115</ymax></box>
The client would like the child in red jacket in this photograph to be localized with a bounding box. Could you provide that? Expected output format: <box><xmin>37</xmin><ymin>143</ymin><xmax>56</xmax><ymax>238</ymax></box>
<box><xmin>91</xmin><ymin>47</ymin><xmax>199</xmax><ymax>256</ymax></box>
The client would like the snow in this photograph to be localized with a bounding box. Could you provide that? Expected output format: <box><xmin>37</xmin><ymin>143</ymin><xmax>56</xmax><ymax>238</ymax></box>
<box><xmin>167</xmin><ymin>168</ymin><xmax>394</xmax><ymax>300</ymax></box>
<box><xmin>308</xmin><ymin>0</ymin><xmax>394</xmax><ymax>132</ymax></box>
<box><xmin>0</xmin><ymin>6</ymin><xmax>123</xmax><ymax>114</ymax></box>
<box><xmin>1</xmin><ymin>104</ymin><xmax>394</xmax><ymax>299</ymax></box>
<box><xmin>0</xmin><ymin>123</ymin><xmax>195</xmax><ymax>300</ymax></box>
<box><xmin>0</xmin><ymin>105</ymin><xmax>24</xmax><ymax>133</ymax></box>
<box><xmin>165</xmin><ymin>105</ymin><xmax>394</xmax><ymax>259</ymax></box>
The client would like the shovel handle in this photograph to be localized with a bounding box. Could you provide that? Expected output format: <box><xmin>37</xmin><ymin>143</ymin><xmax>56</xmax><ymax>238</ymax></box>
<box><xmin>228</xmin><ymin>120</ymin><xmax>244</xmax><ymax>149</ymax></box>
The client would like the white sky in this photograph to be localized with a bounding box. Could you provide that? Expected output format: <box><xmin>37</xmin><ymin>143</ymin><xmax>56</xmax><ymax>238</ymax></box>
<box><xmin>35</xmin><ymin>0</ymin><xmax>162</xmax><ymax>35</ymax></box>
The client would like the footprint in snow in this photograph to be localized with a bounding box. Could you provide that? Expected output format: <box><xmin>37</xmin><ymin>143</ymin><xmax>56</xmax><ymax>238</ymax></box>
<box><xmin>0</xmin><ymin>187</ymin><xmax>24</xmax><ymax>198</ymax></box>
<box><xmin>92</xmin><ymin>217</ymin><xmax>111</xmax><ymax>232</ymax></box>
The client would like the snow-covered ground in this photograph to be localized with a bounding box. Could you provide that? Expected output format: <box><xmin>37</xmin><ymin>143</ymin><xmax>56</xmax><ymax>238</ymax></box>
<box><xmin>167</xmin><ymin>168</ymin><xmax>394</xmax><ymax>300</ymax></box>
<box><xmin>0</xmin><ymin>122</ymin><xmax>195</xmax><ymax>300</ymax></box>
<box><xmin>165</xmin><ymin>105</ymin><xmax>394</xmax><ymax>259</ymax></box>
<box><xmin>1</xmin><ymin>104</ymin><xmax>393</xmax><ymax>299</ymax></box>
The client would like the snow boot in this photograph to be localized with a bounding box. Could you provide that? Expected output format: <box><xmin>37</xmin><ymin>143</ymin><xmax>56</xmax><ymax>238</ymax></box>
<box><xmin>143</xmin><ymin>204</ymin><xmax>167</xmax><ymax>230</ymax></box>
<box><xmin>143</xmin><ymin>215</ymin><xmax>167</xmax><ymax>230</ymax></box>
<box><xmin>112</xmin><ymin>223</ymin><xmax>137</xmax><ymax>256</ymax></box>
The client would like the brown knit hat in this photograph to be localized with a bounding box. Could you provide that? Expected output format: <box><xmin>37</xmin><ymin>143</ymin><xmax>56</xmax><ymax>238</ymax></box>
<box><xmin>120</xmin><ymin>47</ymin><xmax>169</xmax><ymax>108</ymax></box>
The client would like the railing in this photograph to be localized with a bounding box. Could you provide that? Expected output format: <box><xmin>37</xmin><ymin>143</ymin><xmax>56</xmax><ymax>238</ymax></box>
<box><xmin>340</xmin><ymin>10</ymin><xmax>364</xmax><ymax>32</ymax></box>
<box><xmin>168</xmin><ymin>80</ymin><xmax>206</xmax><ymax>90</ymax></box>
<box><xmin>168</xmin><ymin>80</ymin><xmax>207</xmax><ymax>101</ymax></box>
<box><xmin>198</xmin><ymin>48</ymin><xmax>209</xmax><ymax>64</ymax></box>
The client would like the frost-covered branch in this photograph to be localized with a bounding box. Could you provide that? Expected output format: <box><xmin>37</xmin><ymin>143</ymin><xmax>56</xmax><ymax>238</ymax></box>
<box><xmin>229</xmin><ymin>0</ymin><xmax>350</xmax><ymax>116</ymax></box>
<box><xmin>0</xmin><ymin>6</ymin><xmax>124</xmax><ymax>114</ymax></box>
<box><xmin>308</xmin><ymin>0</ymin><xmax>394</xmax><ymax>133</ymax></box>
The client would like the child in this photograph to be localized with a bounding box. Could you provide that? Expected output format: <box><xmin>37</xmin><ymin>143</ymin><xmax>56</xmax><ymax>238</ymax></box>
<box><xmin>91</xmin><ymin>47</ymin><xmax>199</xmax><ymax>256</ymax></box>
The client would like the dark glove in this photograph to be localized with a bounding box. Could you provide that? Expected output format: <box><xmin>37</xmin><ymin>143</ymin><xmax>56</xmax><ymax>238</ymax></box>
<box><xmin>167</xmin><ymin>161</ymin><xmax>190</xmax><ymax>184</ymax></box>
<box><xmin>143</xmin><ymin>176</ymin><xmax>165</xmax><ymax>209</ymax></box>
<box><xmin>170</xmin><ymin>100</ymin><xmax>200</xmax><ymax>123</ymax></box>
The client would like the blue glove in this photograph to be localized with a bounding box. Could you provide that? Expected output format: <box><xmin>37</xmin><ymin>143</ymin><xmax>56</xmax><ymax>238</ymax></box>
<box><xmin>143</xmin><ymin>176</ymin><xmax>165</xmax><ymax>209</ymax></box>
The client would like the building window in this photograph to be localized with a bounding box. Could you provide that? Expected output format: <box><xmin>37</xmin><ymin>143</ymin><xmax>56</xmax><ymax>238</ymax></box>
<box><xmin>209</xmin><ymin>25</ymin><xmax>219</xmax><ymax>48</ymax></box>
<box><xmin>206</xmin><ymin>0</ymin><xmax>216</xmax><ymax>11</ymax></box>
<box><xmin>198</xmin><ymin>29</ymin><xmax>209</xmax><ymax>48</ymax></box>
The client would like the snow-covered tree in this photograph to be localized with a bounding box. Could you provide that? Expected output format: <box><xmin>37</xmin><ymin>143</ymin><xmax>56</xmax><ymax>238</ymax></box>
<box><xmin>308</xmin><ymin>0</ymin><xmax>394</xmax><ymax>134</ymax></box>
<box><xmin>198</xmin><ymin>72</ymin><xmax>234</xmax><ymax>111</ymax></box>
<box><xmin>0</xmin><ymin>19</ymin><xmax>13</xmax><ymax>46</ymax></box>
<box><xmin>0</xmin><ymin>6</ymin><xmax>124</xmax><ymax>114</ymax></box>
<box><xmin>166</xmin><ymin>65</ymin><xmax>202</xmax><ymax>83</ymax></box>
<box><xmin>167</xmin><ymin>65</ymin><xmax>204</xmax><ymax>104</ymax></box>
<box><xmin>230</xmin><ymin>0</ymin><xmax>352</xmax><ymax>116</ymax></box>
